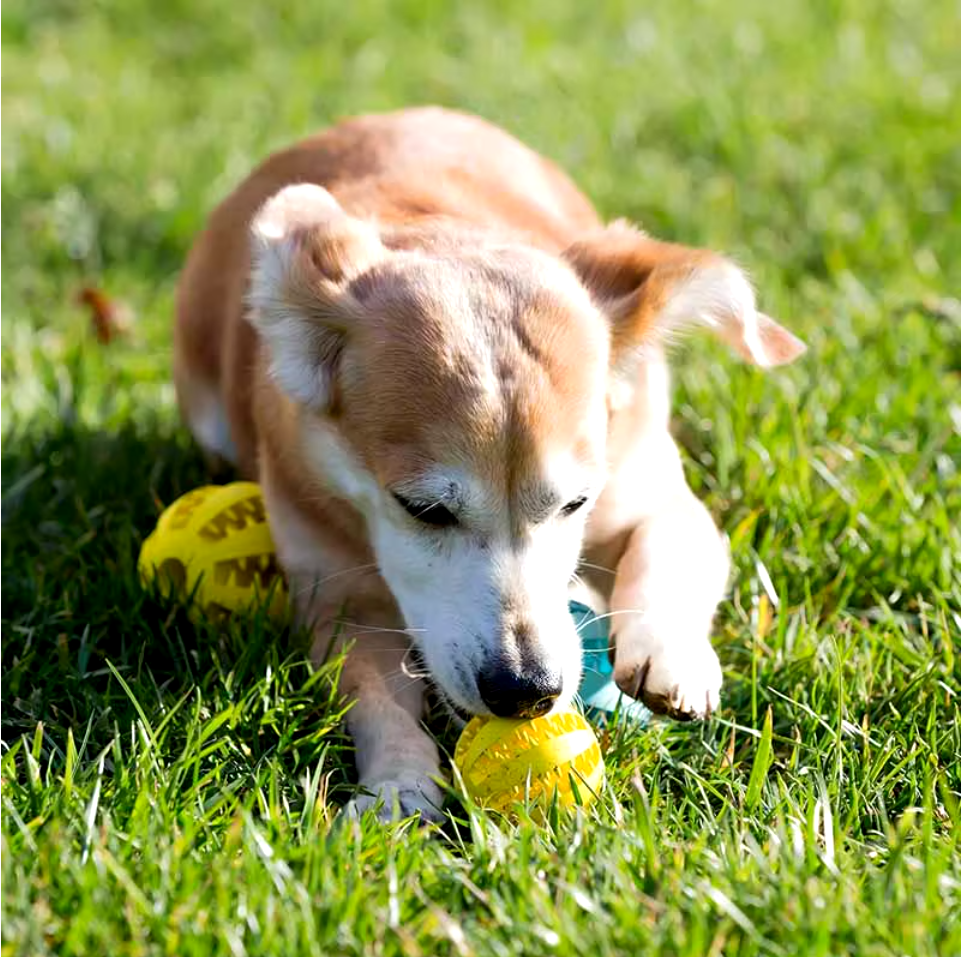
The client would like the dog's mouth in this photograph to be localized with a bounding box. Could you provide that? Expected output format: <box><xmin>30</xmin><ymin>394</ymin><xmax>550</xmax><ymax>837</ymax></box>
<box><xmin>445</xmin><ymin>698</ymin><xmax>472</xmax><ymax>722</ymax></box>
<box><xmin>428</xmin><ymin>682</ymin><xmax>473</xmax><ymax>722</ymax></box>
<box><xmin>405</xmin><ymin>639</ymin><xmax>480</xmax><ymax>721</ymax></box>
<box><xmin>422</xmin><ymin>673</ymin><xmax>474</xmax><ymax>723</ymax></box>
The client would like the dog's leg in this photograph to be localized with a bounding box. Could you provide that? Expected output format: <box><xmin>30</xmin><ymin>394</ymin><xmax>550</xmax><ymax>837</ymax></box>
<box><xmin>608</xmin><ymin>484</ymin><xmax>728</xmax><ymax>720</ymax></box>
<box><xmin>322</xmin><ymin>625</ymin><xmax>444</xmax><ymax>823</ymax></box>
<box><xmin>264</xmin><ymin>483</ymin><xmax>443</xmax><ymax>822</ymax></box>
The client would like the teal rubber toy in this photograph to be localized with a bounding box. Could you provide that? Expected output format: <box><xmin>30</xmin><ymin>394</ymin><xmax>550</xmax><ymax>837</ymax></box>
<box><xmin>571</xmin><ymin>600</ymin><xmax>650</xmax><ymax>726</ymax></box>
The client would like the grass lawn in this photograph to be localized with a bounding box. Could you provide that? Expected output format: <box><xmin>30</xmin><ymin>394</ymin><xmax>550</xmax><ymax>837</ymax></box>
<box><xmin>2</xmin><ymin>0</ymin><xmax>960</xmax><ymax>953</ymax></box>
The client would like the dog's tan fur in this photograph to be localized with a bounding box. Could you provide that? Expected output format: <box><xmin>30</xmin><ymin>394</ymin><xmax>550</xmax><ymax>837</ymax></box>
<box><xmin>175</xmin><ymin>107</ymin><xmax>804</xmax><ymax>818</ymax></box>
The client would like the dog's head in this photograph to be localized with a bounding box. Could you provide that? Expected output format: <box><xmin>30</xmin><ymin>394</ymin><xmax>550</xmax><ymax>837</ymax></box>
<box><xmin>248</xmin><ymin>185</ymin><xmax>804</xmax><ymax>717</ymax></box>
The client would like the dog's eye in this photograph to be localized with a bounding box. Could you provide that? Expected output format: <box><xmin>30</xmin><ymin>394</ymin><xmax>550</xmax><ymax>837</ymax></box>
<box><xmin>560</xmin><ymin>495</ymin><xmax>588</xmax><ymax>517</ymax></box>
<box><xmin>393</xmin><ymin>493</ymin><xmax>459</xmax><ymax>528</ymax></box>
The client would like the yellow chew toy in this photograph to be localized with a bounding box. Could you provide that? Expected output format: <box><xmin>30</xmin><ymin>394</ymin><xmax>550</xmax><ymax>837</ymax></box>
<box><xmin>138</xmin><ymin>482</ymin><xmax>287</xmax><ymax>621</ymax></box>
<box><xmin>454</xmin><ymin>708</ymin><xmax>604</xmax><ymax>817</ymax></box>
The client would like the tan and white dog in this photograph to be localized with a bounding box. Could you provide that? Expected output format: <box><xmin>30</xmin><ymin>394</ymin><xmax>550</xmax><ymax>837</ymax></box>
<box><xmin>174</xmin><ymin>107</ymin><xmax>804</xmax><ymax>819</ymax></box>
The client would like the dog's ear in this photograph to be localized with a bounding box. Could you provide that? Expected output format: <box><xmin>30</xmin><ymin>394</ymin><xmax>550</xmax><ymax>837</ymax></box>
<box><xmin>248</xmin><ymin>183</ymin><xmax>385</xmax><ymax>410</ymax></box>
<box><xmin>563</xmin><ymin>223</ymin><xmax>805</xmax><ymax>379</ymax></box>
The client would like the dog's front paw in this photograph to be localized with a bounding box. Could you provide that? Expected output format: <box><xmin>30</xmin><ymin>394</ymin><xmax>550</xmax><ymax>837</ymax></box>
<box><xmin>343</xmin><ymin>776</ymin><xmax>445</xmax><ymax>824</ymax></box>
<box><xmin>613</xmin><ymin>632</ymin><xmax>722</xmax><ymax>720</ymax></box>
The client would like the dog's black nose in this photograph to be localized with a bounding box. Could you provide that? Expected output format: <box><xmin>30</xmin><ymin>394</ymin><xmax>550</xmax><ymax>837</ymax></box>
<box><xmin>477</xmin><ymin>663</ymin><xmax>562</xmax><ymax>719</ymax></box>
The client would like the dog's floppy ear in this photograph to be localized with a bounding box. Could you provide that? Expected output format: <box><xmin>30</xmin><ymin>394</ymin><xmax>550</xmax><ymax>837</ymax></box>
<box><xmin>248</xmin><ymin>183</ymin><xmax>385</xmax><ymax>410</ymax></box>
<box><xmin>563</xmin><ymin>223</ymin><xmax>805</xmax><ymax>379</ymax></box>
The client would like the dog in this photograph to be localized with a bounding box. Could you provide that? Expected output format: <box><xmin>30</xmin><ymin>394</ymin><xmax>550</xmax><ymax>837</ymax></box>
<box><xmin>174</xmin><ymin>107</ymin><xmax>804</xmax><ymax>819</ymax></box>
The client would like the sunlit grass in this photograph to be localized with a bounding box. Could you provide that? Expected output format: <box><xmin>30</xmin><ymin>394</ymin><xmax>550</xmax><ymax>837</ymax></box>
<box><xmin>2</xmin><ymin>0</ymin><xmax>959</xmax><ymax>954</ymax></box>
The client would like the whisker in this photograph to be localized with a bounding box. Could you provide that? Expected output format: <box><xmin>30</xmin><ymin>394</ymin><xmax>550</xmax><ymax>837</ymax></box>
<box><xmin>293</xmin><ymin>562</ymin><xmax>381</xmax><ymax>598</ymax></box>
<box><xmin>400</xmin><ymin>643</ymin><xmax>430</xmax><ymax>680</ymax></box>
<box><xmin>335</xmin><ymin>619</ymin><xmax>425</xmax><ymax>635</ymax></box>
<box><xmin>574</xmin><ymin>607</ymin><xmax>649</xmax><ymax>629</ymax></box>
<box><xmin>389</xmin><ymin>665</ymin><xmax>432</xmax><ymax>682</ymax></box>
<box><xmin>337</xmin><ymin>637</ymin><xmax>413</xmax><ymax>648</ymax></box>
<box><xmin>381</xmin><ymin>668</ymin><xmax>432</xmax><ymax>687</ymax></box>
<box><xmin>573</xmin><ymin>607</ymin><xmax>649</xmax><ymax>654</ymax></box>
<box><xmin>335</xmin><ymin>633</ymin><xmax>418</xmax><ymax>648</ymax></box>
<box><xmin>576</xmin><ymin>560</ymin><xmax>618</xmax><ymax>577</ymax></box>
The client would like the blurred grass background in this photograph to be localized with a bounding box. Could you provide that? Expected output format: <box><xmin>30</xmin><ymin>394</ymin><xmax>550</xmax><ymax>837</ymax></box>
<box><xmin>2</xmin><ymin>1</ymin><xmax>960</xmax><ymax>955</ymax></box>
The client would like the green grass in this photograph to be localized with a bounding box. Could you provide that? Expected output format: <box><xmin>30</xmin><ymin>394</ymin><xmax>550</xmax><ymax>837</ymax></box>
<box><xmin>3</xmin><ymin>0</ymin><xmax>960</xmax><ymax>954</ymax></box>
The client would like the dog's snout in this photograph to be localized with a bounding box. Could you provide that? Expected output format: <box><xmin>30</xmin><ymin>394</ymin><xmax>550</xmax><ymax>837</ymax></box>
<box><xmin>477</xmin><ymin>662</ymin><xmax>562</xmax><ymax>719</ymax></box>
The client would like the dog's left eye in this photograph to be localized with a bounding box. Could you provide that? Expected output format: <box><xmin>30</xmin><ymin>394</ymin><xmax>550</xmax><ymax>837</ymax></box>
<box><xmin>560</xmin><ymin>495</ymin><xmax>589</xmax><ymax>517</ymax></box>
<box><xmin>393</xmin><ymin>493</ymin><xmax>459</xmax><ymax>528</ymax></box>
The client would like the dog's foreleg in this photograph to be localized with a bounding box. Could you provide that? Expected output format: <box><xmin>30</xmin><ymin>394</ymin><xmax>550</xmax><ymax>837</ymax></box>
<box><xmin>322</xmin><ymin>626</ymin><xmax>444</xmax><ymax>822</ymax></box>
<box><xmin>608</xmin><ymin>485</ymin><xmax>728</xmax><ymax>719</ymax></box>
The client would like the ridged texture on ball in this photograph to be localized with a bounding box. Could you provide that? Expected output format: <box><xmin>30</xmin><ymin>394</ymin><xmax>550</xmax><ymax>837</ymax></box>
<box><xmin>138</xmin><ymin>482</ymin><xmax>287</xmax><ymax>620</ymax></box>
<box><xmin>454</xmin><ymin>709</ymin><xmax>604</xmax><ymax>816</ymax></box>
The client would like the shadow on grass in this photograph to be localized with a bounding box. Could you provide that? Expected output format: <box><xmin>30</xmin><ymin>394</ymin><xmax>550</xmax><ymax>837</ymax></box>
<box><xmin>1</xmin><ymin>417</ymin><xmax>356</xmax><ymax>799</ymax></box>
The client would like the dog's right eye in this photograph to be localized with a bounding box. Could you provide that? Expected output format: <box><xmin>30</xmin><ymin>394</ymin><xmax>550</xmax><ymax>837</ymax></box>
<box><xmin>560</xmin><ymin>495</ymin><xmax>588</xmax><ymax>517</ymax></box>
<box><xmin>392</xmin><ymin>493</ymin><xmax>459</xmax><ymax>528</ymax></box>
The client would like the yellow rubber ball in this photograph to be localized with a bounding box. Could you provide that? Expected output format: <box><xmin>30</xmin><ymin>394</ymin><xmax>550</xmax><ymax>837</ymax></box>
<box><xmin>454</xmin><ymin>708</ymin><xmax>604</xmax><ymax>817</ymax></box>
<box><xmin>138</xmin><ymin>482</ymin><xmax>287</xmax><ymax>621</ymax></box>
